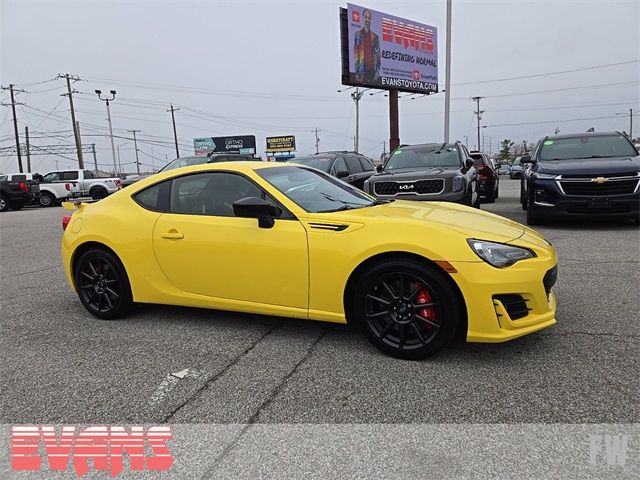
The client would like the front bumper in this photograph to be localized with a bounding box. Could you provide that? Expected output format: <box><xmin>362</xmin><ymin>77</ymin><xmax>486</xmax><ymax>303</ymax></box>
<box><xmin>367</xmin><ymin>186</ymin><xmax>466</xmax><ymax>203</ymax></box>
<box><xmin>529</xmin><ymin>178</ymin><xmax>640</xmax><ymax>219</ymax></box>
<box><xmin>450</xmin><ymin>255</ymin><xmax>557</xmax><ymax>343</ymax></box>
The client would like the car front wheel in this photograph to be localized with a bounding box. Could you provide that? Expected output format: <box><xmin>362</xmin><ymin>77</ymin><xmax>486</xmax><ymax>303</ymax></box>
<box><xmin>353</xmin><ymin>259</ymin><xmax>460</xmax><ymax>360</ymax></box>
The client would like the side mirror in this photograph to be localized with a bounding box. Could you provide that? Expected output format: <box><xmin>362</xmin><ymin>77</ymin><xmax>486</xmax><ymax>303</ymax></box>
<box><xmin>465</xmin><ymin>158</ymin><xmax>474</xmax><ymax>169</ymax></box>
<box><xmin>232</xmin><ymin>197</ymin><xmax>282</xmax><ymax>229</ymax></box>
<box><xmin>496</xmin><ymin>163</ymin><xmax>502</xmax><ymax>169</ymax></box>
<box><xmin>376</xmin><ymin>164</ymin><xmax>383</xmax><ymax>173</ymax></box>
<box><xmin>336</xmin><ymin>170</ymin><xmax>349</xmax><ymax>179</ymax></box>
<box><xmin>520</xmin><ymin>155</ymin><xmax>533</xmax><ymax>164</ymax></box>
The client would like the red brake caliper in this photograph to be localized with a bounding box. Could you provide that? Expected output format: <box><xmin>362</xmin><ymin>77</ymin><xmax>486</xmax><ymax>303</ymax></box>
<box><xmin>415</xmin><ymin>287</ymin><xmax>436</xmax><ymax>328</ymax></box>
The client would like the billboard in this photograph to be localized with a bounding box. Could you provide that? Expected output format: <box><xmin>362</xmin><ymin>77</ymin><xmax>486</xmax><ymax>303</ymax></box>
<box><xmin>266</xmin><ymin>136</ymin><xmax>296</xmax><ymax>152</ymax></box>
<box><xmin>194</xmin><ymin>136</ymin><xmax>256</xmax><ymax>156</ymax></box>
<box><xmin>340</xmin><ymin>4</ymin><xmax>438</xmax><ymax>94</ymax></box>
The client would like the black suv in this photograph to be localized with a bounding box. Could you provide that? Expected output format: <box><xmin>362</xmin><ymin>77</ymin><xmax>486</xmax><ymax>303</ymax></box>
<box><xmin>291</xmin><ymin>151</ymin><xmax>376</xmax><ymax>190</ymax></box>
<box><xmin>521</xmin><ymin>131</ymin><xmax>640</xmax><ymax>225</ymax></box>
<box><xmin>364</xmin><ymin>142</ymin><xmax>479</xmax><ymax>207</ymax></box>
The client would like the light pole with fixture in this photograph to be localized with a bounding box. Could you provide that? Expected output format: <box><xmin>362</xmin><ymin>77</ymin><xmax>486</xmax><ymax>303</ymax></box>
<box><xmin>95</xmin><ymin>89</ymin><xmax>118</xmax><ymax>174</ymax></box>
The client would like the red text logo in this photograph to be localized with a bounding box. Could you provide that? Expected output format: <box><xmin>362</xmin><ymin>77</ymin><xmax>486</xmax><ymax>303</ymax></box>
<box><xmin>382</xmin><ymin>17</ymin><xmax>435</xmax><ymax>52</ymax></box>
<box><xmin>413</xmin><ymin>70</ymin><xmax>421</xmax><ymax>80</ymax></box>
<box><xmin>12</xmin><ymin>425</ymin><xmax>173</xmax><ymax>477</ymax></box>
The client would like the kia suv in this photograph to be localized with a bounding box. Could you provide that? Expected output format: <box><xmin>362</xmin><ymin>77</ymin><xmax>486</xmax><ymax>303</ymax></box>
<box><xmin>364</xmin><ymin>142</ymin><xmax>479</xmax><ymax>207</ymax></box>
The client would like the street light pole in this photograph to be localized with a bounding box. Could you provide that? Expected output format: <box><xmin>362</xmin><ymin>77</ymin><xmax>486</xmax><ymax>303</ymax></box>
<box><xmin>471</xmin><ymin>96</ymin><xmax>484</xmax><ymax>151</ymax></box>
<box><xmin>351</xmin><ymin>88</ymin><xmax>365</xmax><ymax>153</ymax></box>
<box><xmin>95</xmin><ymin>89</ymin><xmax>117</xmax><ymax>174</ymax></box>
<box><xmin>443</xmin><ymin>0</ymin><xmax>452</xmax><ymax>142</ymax></box>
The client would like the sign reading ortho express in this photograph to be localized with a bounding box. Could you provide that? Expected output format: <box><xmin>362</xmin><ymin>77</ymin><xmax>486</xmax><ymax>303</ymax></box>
<box><xmin>342</xmin><ymin>4</ymin><xmax>438</xmax><ymax>94</ymax></box>
<box><xmin>266</xmin><ymin>136</ymin><xmax>296</xmax><ymax>152</ymax></box>
<box><xmin>194</xmin><ymin>136</ymin><xmax>256</xmax><ymax>156</ymax></box>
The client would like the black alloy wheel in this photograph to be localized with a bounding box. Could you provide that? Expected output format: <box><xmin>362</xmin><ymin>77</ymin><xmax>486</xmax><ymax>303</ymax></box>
<box><xmin>91</xmin><ymin>188</ymin><xmax>108</xmax><ymax>200</ymax></box>
<box><xmin>39</xmin><ymin>192</ymin><xmax>55</xmax><ymax>207</ymax></box>
<box><xmin>354</xmin><ymin>259</ymin><xmax>460</xmax><ymax>360</ymax></box>
<box><xmin>0</xmin><ymin>195</ymin><xmax>9</xmax><ymax>212</ymax></box>
<box><xmin>74</xmin><ymin>248</ymin><xmax>133</xmax><ymax>320</ymax></box>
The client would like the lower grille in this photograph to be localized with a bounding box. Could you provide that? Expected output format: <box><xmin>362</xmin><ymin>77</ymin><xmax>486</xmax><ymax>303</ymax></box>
<box><xmin>566</xmin><ymin>204</ymin><xmax>632</xmax><ymax>214</ymax></box>
<box><xmin>373</xmin><ymin>179</ymin><xmax>445</xmax><ymax>196</ymax></box>
<box><xmin>494</xmin><ymin>294</ymin><xmax>530</xmax><ymax>320</ymax></box>
<box><xmin>560</xmin><ymin>179</ymin><xmax>638</xmax><ymax>196</ymax></box>
<box><xmin>543</xmin><ymin>265</ymin><xmax>558</xmax><ymax>295</ymax></box>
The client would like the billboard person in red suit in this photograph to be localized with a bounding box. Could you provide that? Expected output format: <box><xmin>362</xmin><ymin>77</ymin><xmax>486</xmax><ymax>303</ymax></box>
<box><xmin>354</xmin><ymin>9</ymin><xmax>381</xmax><ymax>83</ymax></box>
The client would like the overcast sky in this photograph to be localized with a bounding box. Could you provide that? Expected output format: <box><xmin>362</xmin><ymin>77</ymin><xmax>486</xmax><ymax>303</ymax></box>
<box><xmin>1</xmin><ymin>0</ymin><xmax>639</xmax><ymax>173</ymax></box>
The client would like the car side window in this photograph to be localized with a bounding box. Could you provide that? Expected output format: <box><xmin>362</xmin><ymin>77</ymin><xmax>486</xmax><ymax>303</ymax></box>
<box><xmin>332</xmin><ymin>157</ymin><xmax>348</xmax><ymax>175</ymax></box>
<box><xmin>83</xmin><ymin>170</ymin><xmax>95</xmax><ymax>179</ymax></box>
<box><xmin>61</xmin><ymin>171</ymin><xmax>79</xmax><ymax>181</ymax></box>
<box><xmin>358</xmin><ymin>156</ymin><xmax>374</xmax><ymax>171</ymax></box>
<box><xmin>169</xmin><ymin>172</ymin><xmax>268</xmax><ymax>217</ymax></box>
<box><xmin>43</xmin><ymin>172</ymin><xmax>61</xmax><ymax>182</ymax></box>
<box><xmin>0</xmin><ymin>175</ymin><xmax>7</xmax><ymax>182</ymax></box>
<box><xmin>11</xmin><ymin>174</ymin><xmax>26</xmax><ymax>181</ymax></box>
<box><xmin>345</xmin><ymin>155</ymin><xmax>363</xmax><ymax>174</ymax></box>
<box><xmin>134</xmin><ymin>182</ymin><xmax>166</xmax><ymax>211</ymax></box>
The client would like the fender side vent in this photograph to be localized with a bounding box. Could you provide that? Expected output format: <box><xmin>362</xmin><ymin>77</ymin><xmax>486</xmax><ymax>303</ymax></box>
<box><xmin>309</xmin><ymin>223</ymin><xmax>349</xmax><ymax>232</ymax></box>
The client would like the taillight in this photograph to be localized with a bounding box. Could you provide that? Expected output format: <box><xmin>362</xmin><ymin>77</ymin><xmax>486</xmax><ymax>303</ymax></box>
<box><xmin>19</xmin><ymin>181</ymin><xmax>28</xmax><ymax>192</ymax></box>
<box><xmin>65</xmin><ymin>183</ymin><xmax>72</xmax><ymax>191</ymax></box>
<box><xmin>115</xmin><ymin>179</ymin><xmax>122</xmax><ymax>187</ymax></box>
<box><xmin>62</xmin><ymin>214</ymin><xmax>72</xmax><ymax>231</ymax></box>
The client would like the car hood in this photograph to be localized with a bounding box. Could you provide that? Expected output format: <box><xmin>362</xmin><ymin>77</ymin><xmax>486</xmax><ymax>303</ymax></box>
<box><xmin>324</xmin><ymin>200</ymin><xmax>528</xmax><ymax>243</ymax></box>
<box><xmin>369</xmin><ymin>167</ymin><xmax>462</xmax><ymax>180</ymax></box>
<box><xmin>538</xmin><ymin>156</ymin><xmax>640</xmax><ymax>176</ymax></box>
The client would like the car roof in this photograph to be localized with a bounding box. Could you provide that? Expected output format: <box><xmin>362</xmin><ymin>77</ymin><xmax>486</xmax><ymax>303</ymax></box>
<box><xmin>545</xmin><ymin>131</ymin><xmax>624</xmax><ymax>140</ymax></box>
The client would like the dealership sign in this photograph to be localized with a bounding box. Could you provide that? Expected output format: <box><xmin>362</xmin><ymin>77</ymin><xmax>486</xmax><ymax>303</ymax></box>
<box><xmin>194</xmin><ymin>136</ymin><xmax>256</xmax><ymax>156</ymax></box>
<box><xmin>340</xmin><ymin>3</ymin><xmax>438</xmax><ymax>94</ymax></box>
<box><xmin>266</xmin><ymin>135</ymin><xmax>296</xmax><ymax>152</ymax></box>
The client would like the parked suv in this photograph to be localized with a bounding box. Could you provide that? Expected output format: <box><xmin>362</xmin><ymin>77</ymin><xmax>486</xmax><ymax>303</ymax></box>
<box><xmin>469</xmin><ymin>151</ymin><xmax>499</xmax><ymax>202</ymax></box>
<box><xmin>521</xmin><ymin>131</ymin><xmax>640</xmax><ymax>225</ymax></box>
<box><xmin>0</xmin><ymin>174</ymin><xmax>40</xmax><ymax>212</ymax></box>
<box><xmin>291</xmin><ymin>151</ymin><xmax>375</xmax><ymax>190</ymax></box>
<box><xmin>364</xmin><ymin>142</ymin><xmax>479</xmax><ymax>207</ymax></box>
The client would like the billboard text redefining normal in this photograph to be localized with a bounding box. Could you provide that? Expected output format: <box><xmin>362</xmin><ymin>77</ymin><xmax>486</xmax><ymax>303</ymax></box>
<box><xmin>340</xmin><ymin>4</ymin><xmax>438</xmax><ymax>94</ymax></box>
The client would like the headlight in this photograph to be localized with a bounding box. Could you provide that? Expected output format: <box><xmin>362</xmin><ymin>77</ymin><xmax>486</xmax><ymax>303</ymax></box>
<box><xmin>533</xmin><ymin>172</ymin><xmax>556</xmax><ymax>179</ymax></box>
<box><xmin>452</xmin><ymin>176</ymin><xmax>464</xmax><ymax>192</ymax></box>
<box><xmin>467</xmin><ymin>239</ymin><xmax>535</xmax><ymax>268</ymax></box>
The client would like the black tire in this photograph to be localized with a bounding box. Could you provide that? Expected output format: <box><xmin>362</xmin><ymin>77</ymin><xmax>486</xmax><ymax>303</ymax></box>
<box><xmin>91</xmin><ymin>188</ymin><xmax>108</xmax><ymax>200</ymax></box>
<box><xmin>10</xmin><ymin>201</ymin><xmax>23</xmax><ymax>210</ymax></box>
<box><xmin>495</xmin><ymin>182</ymin><xmax>499</xmax><ymax>199</ymax></box>
<box><xmin>526</xmin><ymin>193</ymin><xmax>540</xmax><ymax>226</ymax></box>
<box><xmin>39</xmin><ymin>192</ymin><xmax>56</xmax><ymax>207</ymax></box>
<box><xmin>485</xmin><ymin>184</ymin><xmax>496</xmax><ymax>203</ymax></box>
<box><xmin>0</xmin><ymin>195</ymin><xmax>9</xmax><ymax>212</ymax></box>
<box><xmin>352</xmin><ymin>259</ymin><xmax>461</xmax><ymax>360</ymax></box>
<box><xmin>74</xmin><ymin>248</ymin><xmax>133</xmax><ymax>320</ymax></box>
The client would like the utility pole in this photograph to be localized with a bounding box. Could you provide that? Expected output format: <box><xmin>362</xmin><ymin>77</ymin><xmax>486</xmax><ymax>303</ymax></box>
<box><xmin>167</xmin><ymin>104</ymin><xmax>180</xmax><ymax>158</ymax></box>
<box><xmin>1</xmin><ymin>84</ymin><xmax>25</xmax><ymax>173</ymax></box>
<box><xmin>616</xmin><ymin>109</ymin><xmax>633</xmax><ymax>139</ymax></box>
<box><xmin>128</xmin><ymin>129</ymin><xmax>141</xmax><ymax>174</ymax></box>
<box><xmin>91</xmin><ymin>144</ymin><xmax>98</xmax><ymax>173</ymax></box>
<box><xmin>313</xmin><ymin>128</ymin><xmax>320</xmax><ymax>153</ymax></box>
<box><xmin>351</xmin><ymin>88</ymin><xmax>364</xmax><ymax>153</ymax></box>
<box><xmin>95</xmin><ymin>89</ymin><xmax>117</xmax><ymax>173</ymax></box>
<box><xmin>463</xmin><ymin>135</ymin><xmax>468</xmax><ymax>148</ymax></box>
<box><xmin>443</xmin><ymin>0</ymin><xmax>452</xmax><ymax>142</ymax></box>
<box><xmin>58</xmin><ymin>74</ymin><xmax>84</xmax><ymax>168</ymax></box>
<box><xmin>471</xmin><ymin>96</ymin><xmax>484</xmax><ymax>152</ymax></box>
<box><xmin>25</xmin><ymin>126</ymin><xmax>31</xmax><ymax>172</ymax></box>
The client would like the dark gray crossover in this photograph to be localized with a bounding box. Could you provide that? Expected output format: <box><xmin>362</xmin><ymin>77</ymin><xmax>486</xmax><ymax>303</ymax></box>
<box><xmin>364</xmin><ymin>142</ymin><xmax>479</xmax><ymax>207</ymax></box>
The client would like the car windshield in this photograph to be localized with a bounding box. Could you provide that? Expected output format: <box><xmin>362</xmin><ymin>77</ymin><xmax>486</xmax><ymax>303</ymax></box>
<box><xmin>256</xmin><ymin>166</ymin><xmax>375</xmax><ymax>213</ymax></box>
<box><xmin>385</xmin><ymin>145</ymin><xmax>460</xmax><ymax>171</ymax></box>
<box><xmin>291</xmin><ymin>156</ymin><xmax>333</xmax><ymax>173</ymax></box>
<box><xmin>539</xmin><ymin>135</ymin><xmax>638</xmax><ymax>160</ymax></box>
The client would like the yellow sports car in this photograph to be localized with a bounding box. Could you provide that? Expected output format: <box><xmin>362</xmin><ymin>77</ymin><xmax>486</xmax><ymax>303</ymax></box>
<box><xmin>61</xmin><ymin>162</ymin><xmax>557</xmax><ymax>359</ymax></box>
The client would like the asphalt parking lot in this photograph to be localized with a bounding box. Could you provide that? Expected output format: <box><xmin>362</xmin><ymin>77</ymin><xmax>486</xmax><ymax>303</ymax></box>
<box><xmin>1</xmin><ymin>178</ymin><xmax>639</xmax><ymax>477</ymax></box>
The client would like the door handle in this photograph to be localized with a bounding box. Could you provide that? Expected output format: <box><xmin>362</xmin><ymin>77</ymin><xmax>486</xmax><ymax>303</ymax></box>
<box><xmin>160</xmin><ymin>231</ymin><xmax>184</xmax><ymax>240</ymax></box>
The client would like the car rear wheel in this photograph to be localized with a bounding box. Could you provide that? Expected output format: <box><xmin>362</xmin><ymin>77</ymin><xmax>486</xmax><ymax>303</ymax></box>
<box><xmin>353</xmin><ymin>259</ymin><xmax>460</xmax><ymax>360</ymax></box>
<box><xmin>0</xmin><ymin>195</ymin><xmax>9</xmax><ymax>212</ymax></box>
<box><xmin>39</xmin><ymin>192</ymin><xmax>56</xmax><ymax>207</ymax></box>
<box><xmin>74</xmin><ymin>248</ymin><xmax>133</xmax><ymax>320</ymax></box>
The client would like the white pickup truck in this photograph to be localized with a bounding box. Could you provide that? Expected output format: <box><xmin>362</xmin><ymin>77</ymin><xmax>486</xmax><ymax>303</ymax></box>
<box><xmin>38</xmin><ymin>169</ymin><xmax>121</xmax><ymax>207</ymax></box>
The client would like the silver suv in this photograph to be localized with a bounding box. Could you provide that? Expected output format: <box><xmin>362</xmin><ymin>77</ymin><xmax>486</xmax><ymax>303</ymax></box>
<box><xmin>364</xmin><ymin>142</ymin><xmax>480</xmax><ymax>207</ymax></box>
